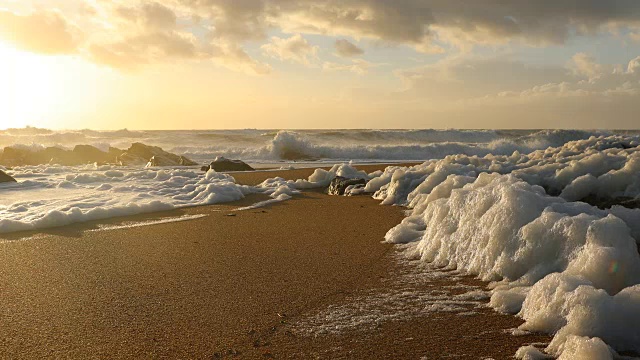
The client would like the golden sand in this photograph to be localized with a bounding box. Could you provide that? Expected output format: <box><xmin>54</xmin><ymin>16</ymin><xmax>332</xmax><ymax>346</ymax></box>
<box><xmin>0</xmin><ymin>166</ymin><xmax>550</xmax><ymax>359</ymax></box>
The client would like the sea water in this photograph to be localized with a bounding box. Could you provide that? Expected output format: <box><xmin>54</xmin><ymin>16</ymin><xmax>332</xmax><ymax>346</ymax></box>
<box><xmin>2</xmin><ymin>128</ymin><xmax>640</xmax><ymax>358</ymax></box>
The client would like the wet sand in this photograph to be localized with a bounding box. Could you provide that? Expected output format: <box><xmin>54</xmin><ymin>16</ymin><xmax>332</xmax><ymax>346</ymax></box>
<box><xmin>0</xmin><ymin>166</ymin><xmax>550</xmax><ymax>359</ymax></box>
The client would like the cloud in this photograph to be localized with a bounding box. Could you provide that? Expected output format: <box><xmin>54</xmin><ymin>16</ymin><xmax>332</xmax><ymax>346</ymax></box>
<box><xmin>334</xmin><ymin>39</ymin><xmax>364</xmax><ymax>57</ymax></box>
<box><xmin>323</xmin><ymin>59</ymin><xmax>378</xmax><ymax>75</ymax></box>
<box><xmin>569</xmin><ymin>53</ymin><xmax>604</xmax><ymax>80</ymax></box>
<box><xmin>392</xmin><ymin>53</ymin><xmax>640</xmax><ymax>127</ymax></box>
<box><xmin>396</xmin><ymin>55</ymin><xmax>569</xmax><ymax>100</ymax></box>
<box><xmin>168</xmin><ymin>0</ymin><xmax>640</xmax><ymax>60</ymax></box>
<box><xmin>210</xmin><ymin>44</ymin><xmax>272</xmax><ymax>75</ymax></box>
<box><xmin>261</xmin><ymin>34</ymin><xmax>318</xmax><ymax>65</ymax></box>
<box><xmin>0</xmin><ymin>10</ymin><xmax>79</xmax><ymax>55</ymax></box>
<box><xmin>176</xmin><ymin>0</ymin><xmax>268</xmax><ymax>42</ymax></box>
<box><xmin>115</xmin><ymin>2</ymin><xmax>177</xmax><ymax>30</ymax></box>
<box><xmin>272</xmin><ymin>1</ymin><xmax>640</xmax><ymax>52</ymax></box>
<box><xmin>80</xmin><ymin>1</ymin><xmax>270</xmax><ymax>74</ymax></box>
<box><xmin>88</xmin><ymin>31</ymin><xmax>199</xmax><ymax>70</ymax></box>
<box><xmin>7</xmin><ymin>0</ymin><xmax>640</xmax><ymax>76</ymax></box>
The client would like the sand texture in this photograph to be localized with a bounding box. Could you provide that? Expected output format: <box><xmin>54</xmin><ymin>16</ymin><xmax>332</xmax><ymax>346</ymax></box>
<box><xmin>0</xmin><ymin>167</ymin><xmax>550</xmax><ymax>359</ymax></box>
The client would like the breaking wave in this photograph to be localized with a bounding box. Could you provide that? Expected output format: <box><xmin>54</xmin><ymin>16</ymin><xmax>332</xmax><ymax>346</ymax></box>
<box><xmin>1</xmin><ymin>127</ymin><xmax>626</xmax><ymax>163</ymax></box>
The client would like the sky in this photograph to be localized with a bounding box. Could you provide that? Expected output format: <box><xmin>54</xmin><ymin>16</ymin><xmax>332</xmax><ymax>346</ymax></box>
<box><xmin>1</xmin><ymin>1</ymin><xmax>640</xmax><ymax>130</ymax></box>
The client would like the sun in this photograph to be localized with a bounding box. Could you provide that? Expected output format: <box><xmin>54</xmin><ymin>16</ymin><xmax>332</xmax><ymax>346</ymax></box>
<box><xmin>0</xmin><ymin>41</ymin><xmax>58</xmax><ymax>129</ymax></box>
<box><xmin>0</xmin><ymin>40</ymin><xmax>90</xmax><ymax>130</ymax></box>
<box><xmin>0</xmin><ymin>42</ymin><xmax>21</xmax><ymax>129</ymax></box>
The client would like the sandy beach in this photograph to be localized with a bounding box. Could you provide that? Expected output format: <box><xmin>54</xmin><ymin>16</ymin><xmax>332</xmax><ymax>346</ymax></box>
<box><xmin>0</xmin><ymin>166</ymin><xmax>552</xmax><ymax>359</ymax></box>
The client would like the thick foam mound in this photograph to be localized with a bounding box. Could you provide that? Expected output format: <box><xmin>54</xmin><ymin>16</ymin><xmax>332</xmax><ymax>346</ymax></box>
<box><xmin>371</xmin><ymin>135</ymin><xmax>640</xmax><ymax>358</ymax></box>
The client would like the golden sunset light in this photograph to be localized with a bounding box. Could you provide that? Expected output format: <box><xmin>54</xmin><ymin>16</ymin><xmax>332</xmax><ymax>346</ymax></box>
<box><xmin>1</xmin><ymin>1</ymin><xmax>640</xmax><ymax>359</ymax></box>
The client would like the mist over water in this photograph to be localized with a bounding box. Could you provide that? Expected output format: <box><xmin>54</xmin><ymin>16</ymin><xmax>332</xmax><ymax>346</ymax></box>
<box><xmin>1</xmin><ymin>127</ymin><xmax>636</xmax><ymax>163</ymax></box>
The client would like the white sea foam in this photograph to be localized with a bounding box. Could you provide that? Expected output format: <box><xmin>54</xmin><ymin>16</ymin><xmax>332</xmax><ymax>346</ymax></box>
<box><xmin>0</xmin><ymin>162</ymin><xmax>372</xmax><ymax>234</ymax></box>
<box><xmin>90</xmin><ymin>214</ymin><xmax>209</xmax><ymax>232</ymax></box>
<box><xmin>369</xmin><ymin>135</ymin><xmax>640</xmax><ymax>358</ymax></box>
<box><xmin>0</xmin><ymin>167</ymin><xmax>293</xmax><ymax>233</ymax></box>
<box><xmin>3</xmin><ymin>128</ymin><xmax>640</xmax><ymax>358</ymax></box>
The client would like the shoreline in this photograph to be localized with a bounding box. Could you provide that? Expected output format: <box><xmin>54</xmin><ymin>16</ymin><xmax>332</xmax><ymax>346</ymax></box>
<box><xmin>1</xmin><ymin>165</ymin><xmax>552</xmax><ymax>358</ymax></box>
<box><xmin>0</xmin><ymin>162</ymin><xmax>418</xmax><ymax>238</ymax></box>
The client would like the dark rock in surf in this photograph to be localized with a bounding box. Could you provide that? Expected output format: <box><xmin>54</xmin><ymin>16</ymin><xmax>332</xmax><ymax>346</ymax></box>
<box><xmin>202</xmin><ymin>157</ymin><xmax>254</xmax><ymax>172</ymax></box>
<box><xmin>0</xmin><ymin>146</ymin><xmax>70</xmax><ymax>166</ymax></box>
<box><xmin>146</xmin><ymin>155</ymin><xmax>198</xmax><ymax>167</ymax></box>
<box><xmin>72</xmin><ymin>145</ymin><xmax>113</xmax><ymax>164</ymax></box>
<box><xmin>327</xmin><ymin>176</ymin><xmax>367</xmax><ymax>196</ymax></box>
<box><xmin>0</xmin><ymin>147</ymin><xmax>30</xmax><ymax>166</ymax></box>
<box><xmin>0</xmin><ymin>170</ymin><xmax>16</xmax><ymax>183</ymax></box>
<box><xmin>0</xmin><ymin>142</ymin><xmax>197</xmax><ymax>167</ymax></box>
<box><xmin>117</xmin><ymin>143</ymin><xmax>197</xmax><ymax>167</ymax></box>
<box><xmin>579</xmin><ymin>194</ymin><xmax>640</xmax><ymax>210</ymax></box>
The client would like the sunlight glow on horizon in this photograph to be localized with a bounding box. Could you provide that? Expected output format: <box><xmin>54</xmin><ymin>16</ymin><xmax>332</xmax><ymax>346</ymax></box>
<box><xmin>0</xmin><ymin>40</ymin><xmax>125</xmax><ymax>130</ymax></box>
<box><xmin>0</xmin><ymin>41</ymin><xmax>74</xmax><ymax>128</ymax></box>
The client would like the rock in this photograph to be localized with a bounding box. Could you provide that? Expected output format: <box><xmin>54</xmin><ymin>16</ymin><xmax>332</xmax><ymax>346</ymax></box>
<box><xmin>203</xmin><ymin>157</ymin><xmax>254</xmax><ymax>172</ymax></box>
<box><xmin>0</xmin><ymin>147</ymin><xmax>30</xmax><ymax>166</ymax></box>
<box><xmin>0</xmin><ymin>170</ymin><xmax>16</xmax><ymax>183</ymax></box>
<box><xmin>327</xmin><ymin>176</ymin><xmax>367</xmax><ymax>196</ymax></box>
<box><xmin>121</xmin><ymin>143</ymin><xmax>197</xmax><ymax>167</ymax></box>
<box><xmin>0</xmin><ymin>142</ymin><xmax>196</xmax><ymax>167</ymax></box>
<box><xmin>0</xmin><ymin>146</ymin><xmax>72</xmax><ymax>166</ymax></box>
<box><xmin>579</xmin><ymin>195</ymin><xmax>640</xmax><ymax>210</ymax></box>
<box><xmin>146</xmin><ymin>155</ymin><xmax>173</xmax><ymax>167</ymax></box>
<box><xmin>178</xmin><ymin>156</ymin><xmax>197</xmax><ymax>166</ymax></box>
<box><xmin>116</xmin><ymin>152</ymin><xmax>147</xmax><ymax>166</ymax></box>
<box><xmin>0</xmin><ymin>145</ymin><xmax>112</xmax><ymax>166</ymax></box>
<box><xmin>145</xmin><ymin>154</ymin><xmax>200</xmax><ymax>167</ymax></box>
<box><xmin>72</xmin><ymin>145</ymin><xmax>113</xmax><ymax>164</ymax></box>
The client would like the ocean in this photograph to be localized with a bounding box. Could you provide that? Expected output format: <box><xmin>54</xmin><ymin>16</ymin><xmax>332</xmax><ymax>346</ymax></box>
<box><xmin>1</xmin><ymin>127</ymin><xmax>640</xmax><ymax>358</ymax></box>
<box><xmin>2</xmin><ymin>127</ymin><xmax>638</xmax><ymax>166</ymax></box>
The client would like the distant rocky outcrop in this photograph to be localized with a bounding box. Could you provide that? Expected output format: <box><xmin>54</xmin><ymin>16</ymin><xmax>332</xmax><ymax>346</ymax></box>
<box><xmin>0</xmin><ymin>143</ymin><xmax>197</xmax><ymax>168</ymax></box>
<box><xmin>201</xmin><ymin>157</ymin><xmax>254</xmax><ymax>172</ymax></box>
<box><xmin>0</xmin><ymin>170</ymin><xmax>16</xmax><ymax>183</ymax></box>
<box><xmin>327</xmin><ymin>176</ymin><xmax>367</xmax><ymax>196</ymax></box>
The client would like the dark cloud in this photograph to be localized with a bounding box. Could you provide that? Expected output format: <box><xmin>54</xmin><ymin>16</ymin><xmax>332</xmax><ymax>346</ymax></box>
<box><xmin>172</xmin><ymin>0</ymin><xmax>640</xmax><ymax>51</ymax></box>
<box><xmin>9</xmin><ymin>1</ymin><xmax>640</xmax><ymax>74</ymax></box>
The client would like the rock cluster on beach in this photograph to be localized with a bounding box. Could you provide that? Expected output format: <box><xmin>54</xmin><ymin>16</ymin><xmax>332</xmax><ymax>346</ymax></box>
<box><xmin>327</xmin><ymin>176</ymin><xmax>367</xmax><ymax>196</ymax></box>
<box><xmin>201</xmin><ymin>157</ymin><xmax>254</xmax><ymax>172</ymax></box>
<box><xmin>0</xmin><ymin>143</ymin><xmax>198</xmax><ymax>167</ymax></box>
<box><xmin>0</xmin><ymin>170</ymin><xmax>16</xmax><ymax>183</ymax></box>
